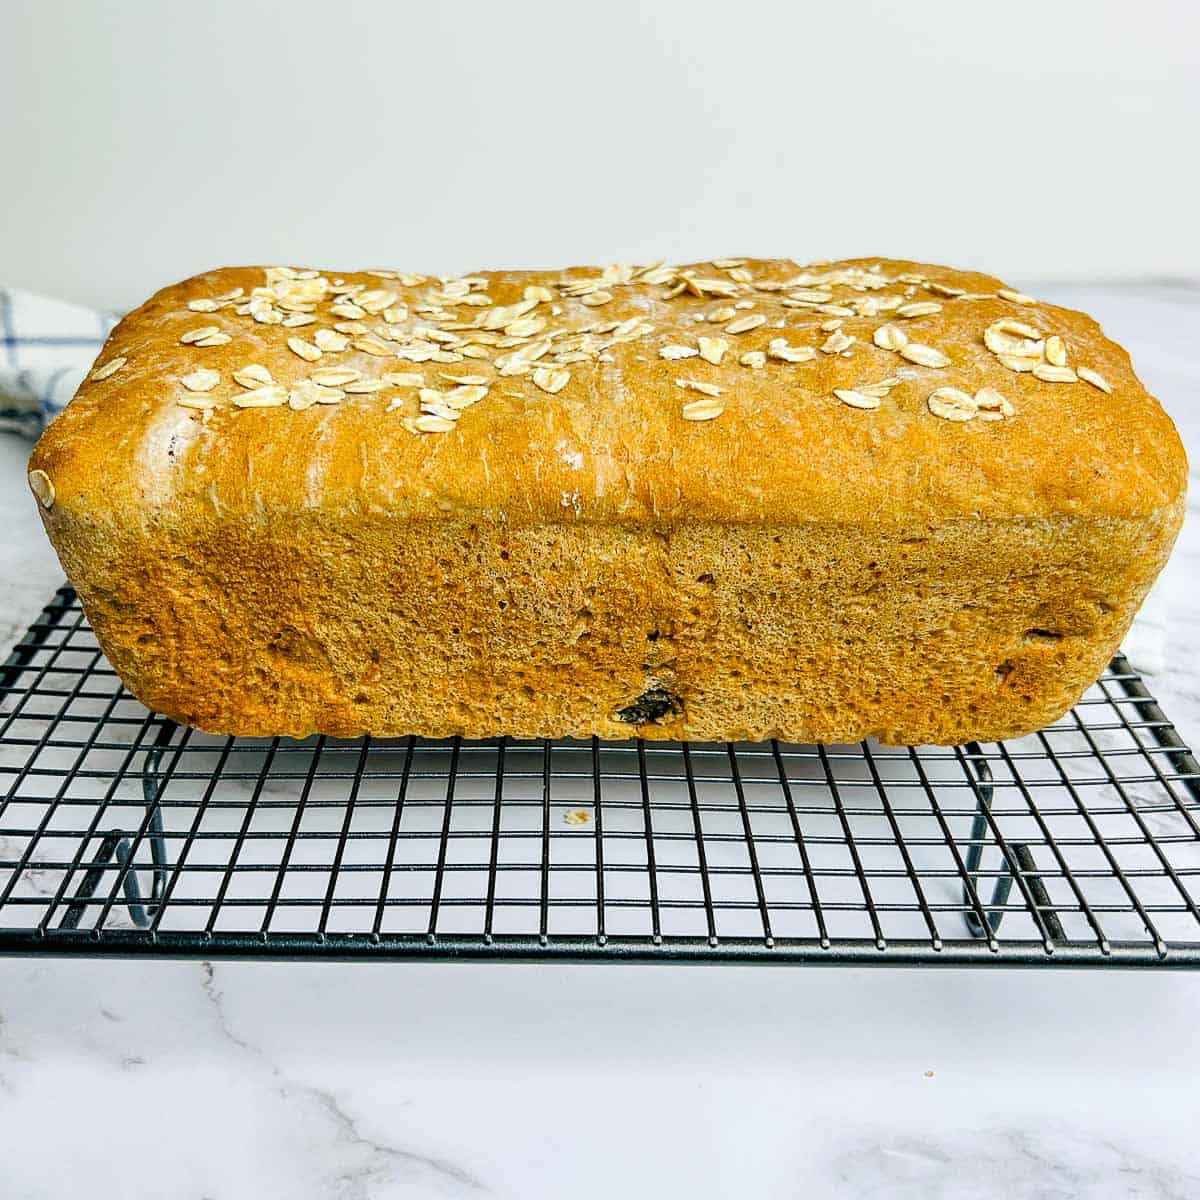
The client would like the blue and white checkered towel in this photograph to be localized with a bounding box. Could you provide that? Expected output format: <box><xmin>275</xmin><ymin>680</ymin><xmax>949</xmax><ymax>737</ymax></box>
<box><xmin>0</xmin><ymin>287</ymin><xmax>117</xmax><ymax>436</ymax></box>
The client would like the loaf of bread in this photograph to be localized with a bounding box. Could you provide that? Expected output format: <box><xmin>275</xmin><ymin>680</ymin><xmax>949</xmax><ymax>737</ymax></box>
<box><xmin>27</xmin><ymin>258</ymin><xmax>1186</xmax><ymax>744</ymax></box>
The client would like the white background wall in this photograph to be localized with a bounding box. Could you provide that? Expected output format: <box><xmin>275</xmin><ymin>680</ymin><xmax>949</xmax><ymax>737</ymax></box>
<box><xmin>3</xmin><ymin>0</ymin><xmax>1198</xmax><ymax>309</ymax></box>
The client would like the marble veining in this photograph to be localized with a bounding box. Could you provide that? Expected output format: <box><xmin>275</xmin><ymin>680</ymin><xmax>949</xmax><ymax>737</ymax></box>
<box><xmin>829</xmin><ymin>1127</ymin><xmax>1200</xmax><ymax>1199</ymax></box>
<box><xmin>198</xmin><ymin>964</ymin><xmax>490</xmax><ymax>1196</ymax></box>
<box><xmin>0</xmin><ymin>282</ymin><xmax>1197</xmax><ymax>1197</ymax></box>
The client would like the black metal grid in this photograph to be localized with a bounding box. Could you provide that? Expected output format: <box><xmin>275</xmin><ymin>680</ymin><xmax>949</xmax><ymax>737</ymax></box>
<box><xmin>1</xmin><ymin>585</ymin><xmax>1198</xmax><ymax>965</ymax></box>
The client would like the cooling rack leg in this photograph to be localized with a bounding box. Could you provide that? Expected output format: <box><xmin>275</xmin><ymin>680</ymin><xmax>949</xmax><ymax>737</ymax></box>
<box><xmin>59</xmin><ymin>833</ymin><xmax>127</xmax><ymax>930</ymax></box>
<box><xmin>961</xmin><ymin>744</ymin><xmax>1065</xmax><ymax>942</ymax></box>
<box><xmin>57</xmin><ymin>720</ymin><xmax>175</xmax><ymax>932</ymax></box>
<box><xmin>139</xmin><ymin>721</ymin><xmax>174</xmax><ymax>909</ymax></box>
<box><xmin>962</xmin><ymin>747</ymin><xmax>1009</xmax><ymax>938</ymax></box>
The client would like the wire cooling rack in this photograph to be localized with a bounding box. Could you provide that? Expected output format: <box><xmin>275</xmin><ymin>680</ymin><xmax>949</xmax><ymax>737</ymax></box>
<box><xmin>1</xmin><ymin>585</ymin><xmax>1198</xmax><ymax>966</ymax></box>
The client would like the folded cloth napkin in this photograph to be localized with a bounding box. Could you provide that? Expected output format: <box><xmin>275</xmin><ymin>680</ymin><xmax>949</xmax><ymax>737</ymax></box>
<box><xmin>0</xmin><ymin>287</ymin><xmax>117</xmax><ymax>436</ymax></box>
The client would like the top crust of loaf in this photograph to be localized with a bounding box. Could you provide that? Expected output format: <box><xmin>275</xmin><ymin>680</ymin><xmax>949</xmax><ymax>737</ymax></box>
<box><xmin>28</xmin><ymin>258</ymin><xmax>1187</xmax><ymax>528</ymax></box>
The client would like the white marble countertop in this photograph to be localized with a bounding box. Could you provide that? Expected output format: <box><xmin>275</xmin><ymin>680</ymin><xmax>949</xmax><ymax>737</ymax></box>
<box><xmin>1</xmin><ymin>283</ymin><xmax>1198</xmax><ymax>1198</ymax></box>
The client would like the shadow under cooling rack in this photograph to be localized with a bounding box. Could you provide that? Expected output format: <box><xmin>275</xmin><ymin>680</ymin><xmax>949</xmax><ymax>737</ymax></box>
<box><xmin>1</xmin><ymin>586</ymin><xmax>1198</xmax><ymax>966</ymax></box>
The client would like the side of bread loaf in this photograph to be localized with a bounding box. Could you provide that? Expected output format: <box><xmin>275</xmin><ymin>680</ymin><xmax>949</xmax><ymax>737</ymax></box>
<box><xmin>27</xmin><ymin>257</ymin><xmax>1187</xmax><ymax>743</ymax></box>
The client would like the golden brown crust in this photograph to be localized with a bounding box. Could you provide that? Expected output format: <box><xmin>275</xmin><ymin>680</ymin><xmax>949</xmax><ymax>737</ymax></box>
<box><xmin>27</xmin><ymin>257</ymin><xmax>1188</xmax><ymax>744</ymax></box>
<box><xmin>30</xmin><ymin>257</ymin><xmax>1186</xmax><ymax>527</ymax></box>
